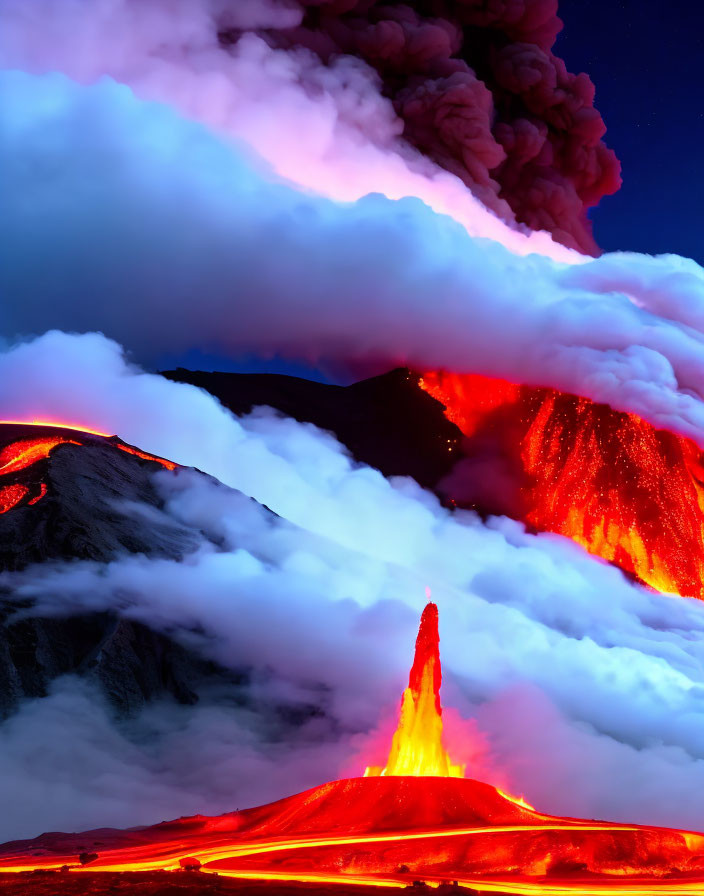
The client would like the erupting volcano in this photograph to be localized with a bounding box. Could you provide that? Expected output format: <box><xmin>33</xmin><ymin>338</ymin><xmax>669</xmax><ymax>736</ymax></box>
<box><xmin>420</xmin><ymin>372</ymin><xmax>704</xmax><ymax>600</ymax></box>
<box><xmin>3</xmin><ymin>602</ymin><xmax>704</xmax><ymax>893</ymax></box>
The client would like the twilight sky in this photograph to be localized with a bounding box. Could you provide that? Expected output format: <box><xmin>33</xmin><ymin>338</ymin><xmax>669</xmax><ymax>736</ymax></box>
<box><xmin>557</xmin><ymin>0</ymin><xmax>704</xmax><ymax>262</ymax></box>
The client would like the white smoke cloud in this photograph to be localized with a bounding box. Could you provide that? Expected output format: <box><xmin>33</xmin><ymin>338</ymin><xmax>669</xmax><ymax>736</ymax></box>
<box><xmin>0</xmin><ymin>677</ymin><xmax>355</xmax><ymax>840</ymax></box>
<box><xmin>2</xmin><ymin>73</ymin><xmax>704</xmax><ymax>445</ymax></box>
<box><xmin>2</xmin><ymin>333</ymin><xmax>704</xmax><ymax>840</ymax></box>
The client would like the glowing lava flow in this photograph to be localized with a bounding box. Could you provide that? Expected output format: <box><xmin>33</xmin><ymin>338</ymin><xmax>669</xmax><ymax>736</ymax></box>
<box><xmin>420</xmin><ymin>371</ymin><xmax>704</xmax><ymax>598</ymax></box>
<box><xmin>116</xmin><ymin>443</ymin><xmax>177</xmax><ymax>471</ymax></box>
<box><xmin>0</xmin><ymin>423</ymin><xmax>178</xmax><ymax>515</ymax></box>
<box><xmin>365</xmin><ymin>602</ymin><xmax>463</xmax><ymax>778</ymax></box>
<box><xmin>1</xmin><ymin>604</ymin><xmax>704</xmax><ymax>891</ymax></box>
<box><xmin>0</xmin><ymin>437</ymin><xmax>81</xmax><ymax>475</ymax></box>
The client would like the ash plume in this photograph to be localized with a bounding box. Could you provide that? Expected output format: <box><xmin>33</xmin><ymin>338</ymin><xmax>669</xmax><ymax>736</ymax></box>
<box><xmin>0</xmin><ymin>0</ymin><xmax>620</xmax><ymax>254</ymax></box>
<box><xmin>243</xmin><ymin>0</ymin><xmax>621</xmax><ymax>254</ymax></box>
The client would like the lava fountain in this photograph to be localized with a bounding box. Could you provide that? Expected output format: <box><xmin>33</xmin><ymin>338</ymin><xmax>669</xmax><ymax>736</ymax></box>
<box><xmin>365</xmin><ymin>601</ymin><xmax>463</xmax><ymax>778</ymax></box>
<box><xmin>2</xmin><ymin>603</ymin><xmax>704</xmax><ymax>892</ymax></box>
<box><xmin>420</xmin><ymin>371</ymin><xmax>704</xmax><ymax>599</ymax></box>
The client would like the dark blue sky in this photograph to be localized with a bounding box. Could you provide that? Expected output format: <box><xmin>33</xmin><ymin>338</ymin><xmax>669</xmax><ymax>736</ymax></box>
<box><xmin>556</xmin><ymin>0</ymin><xmax>704</xmax><ymax>262</ymax></box>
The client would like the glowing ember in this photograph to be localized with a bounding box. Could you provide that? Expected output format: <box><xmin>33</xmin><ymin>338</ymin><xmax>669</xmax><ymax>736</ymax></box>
<box><xmin>0</xmin><ymin>484</ymin><xmax>29</xmax><ymax>514</ymax></box>
<box><xmin>365</xmin><ymin>603</ymin><xmax>464</xmax><ymax>778</ymax></box>
<box><xmin>0</xmin><ymin>437</ymin><xmax>80</xmax><ymax>475</ymax></box>
<box><xmin>420</xmin><ymin>371</ymin><xmax>704</xmax><ymax>598</ymax></box>
<box><xmin>116</xmin><ymin>444</ymin><xmax>177</xmax><ymax>471</ymax></box>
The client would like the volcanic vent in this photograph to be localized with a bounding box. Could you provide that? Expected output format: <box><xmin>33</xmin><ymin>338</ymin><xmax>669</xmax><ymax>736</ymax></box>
<box><xmin>3</xmin><ymin>602</ymin><xmax>704</xmax><ymax>891</ymax></box>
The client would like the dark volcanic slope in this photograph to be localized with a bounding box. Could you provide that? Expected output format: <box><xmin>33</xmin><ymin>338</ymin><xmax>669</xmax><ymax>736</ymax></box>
<box><xmin>0</xmin><ymin>426</ymin><xmax>244</xmax><ymax>719</ymax></box>
<box><xmin>163</xmin><ymin>368</ymin><xmax>462</xmax><ymax>491</ymax></box>
<box><xmin>0</xmin><ymin>434</ymin><xmax>197</xmax><ymax>571</ymax></box>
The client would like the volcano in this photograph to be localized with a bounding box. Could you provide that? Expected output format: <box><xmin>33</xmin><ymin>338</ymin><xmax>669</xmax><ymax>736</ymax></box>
<box><xmin>2</xmin><ymin>603</ymin><xmax>703</xmax><ymax>893</ymax></box>
<box><xmin>0</xmin><ymin>421</ymin><xmax>250</xmax><ymax>719</ymax></box>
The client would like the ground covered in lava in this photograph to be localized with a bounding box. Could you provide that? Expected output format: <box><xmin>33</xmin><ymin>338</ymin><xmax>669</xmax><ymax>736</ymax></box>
<box><xmin>0</xmin><ymin>874</ymin><xmax>464</xmax><ymax>895</ymax></box>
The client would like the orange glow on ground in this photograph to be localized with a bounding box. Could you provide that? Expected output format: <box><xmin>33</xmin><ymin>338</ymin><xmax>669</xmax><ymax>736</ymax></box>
<box><xmin>496</xmin><ymin>788</ymin><xmax>536</xmax><ymax>811</ymax></box>
<box><xmin>2</xmin><ymin>788</ymin><xmax>704</xmax><ymax>893</ymax></box>
<box><xmin>420</xmin><ymin>371</ymin><xmax>704</xmax><ymax>598</ymax></box>
<box><xmin>28</xmin><ymin>483</ymin><xmax>48</xmax><ymax>505</ymax></box>
<box><xmin>0</xmin><ymin>437</ymin><xmax>81</xmax><ymax>475</ymax></box>
<box><xmin>365</xmin><ymin>603</ymin><xmax>463</xmax><ymax>778</ymax></box>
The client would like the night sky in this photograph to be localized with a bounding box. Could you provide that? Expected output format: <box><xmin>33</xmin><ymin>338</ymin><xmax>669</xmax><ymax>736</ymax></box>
<box><xmin>556</xmin><ymin>0</ymin><xmax>704</xmax><ymax>263</ymax></box>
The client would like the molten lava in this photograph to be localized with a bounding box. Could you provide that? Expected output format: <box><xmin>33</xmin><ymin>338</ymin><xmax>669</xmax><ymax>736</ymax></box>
<box><xmin>0</xmin><ymin>484</ymin><xmax>29</xmax><ymax>515</ymax></box>
<box><xmin>365</xmin><ymin>603</ymin><xmax>463</xmax><ymax>778</ymax></box>
<box><xmin>1</xmin><ymin>603</ymin><xmax>703</xmax><ymax>891</ymax></box>
<box><xmin>116</xmin><ymin>443</ymin><xmax>177</xmax><ymax>470</ymax></box>
<box><xmin>0</xmin><ymin>437</ymin><xmax>81</xmax><ymax>475</ymax></box>
<box><xmin>0</xmin><ymin>423</ymin><xmax>179</xmax><ymax>515</ymax></box>
<box><xmin>420</xmin><ymin>371</ymin><xmax>704</xmax><ymax>599</ymax></box>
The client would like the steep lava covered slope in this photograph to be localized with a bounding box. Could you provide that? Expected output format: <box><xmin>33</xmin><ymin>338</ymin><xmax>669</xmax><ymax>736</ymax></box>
<box><xmin>0</xmin><ymin>422</ymin><xmax>174</xmax><ymax>527</ymax></box>
<box><xmin>167</xmin><ymin>366</ymin><xmax>704</xmax><ymax>600</ymax></box>
<box><xmin>3</xmin><ymin>604</ymin><xmax>704</xmax><ymax>892</ymax></box>
<box><xmin>421</xmin><ymin>372</ymin><xmax>704</xmax><ymax>599</ymax></box>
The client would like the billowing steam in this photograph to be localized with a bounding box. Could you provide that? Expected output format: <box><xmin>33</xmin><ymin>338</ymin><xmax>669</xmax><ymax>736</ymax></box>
<box><xmin>2</xmin><ymin>71</ymin><xmax>704</xmax><ymax>446</ymax></box>
<box><xmin>3</xmin><ymin>0</ymin><xmax>704</xmax><ymax>852</ymax></box>
<box><xmin>2</xmin><ymin>333</ymin><xmax>704</xmax><ymax>841</ymax></box>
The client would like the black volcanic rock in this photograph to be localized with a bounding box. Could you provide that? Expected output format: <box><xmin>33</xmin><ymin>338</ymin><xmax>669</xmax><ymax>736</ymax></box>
<box><xmin>0</xmin><ymin>438</ymin><xmax>199</xmax><ymax>571</ymax></box>
<box><xmin>0</xmin><ymin>607</ymin><xmax>233</xmax><ymax>720</ymax></box>
<box><xmin>162</xmin><ymin>368</ymin><xmax>462</xmax><ymax>491</ymax></box>
<box><xmin>0</xmin><ymin>428</ymin><xmax>247</xmax><ymax>719</ymax></box>
<box><xmin>0</xmin><ymin>370</ymin><xmax>461</xmax><ymax>724</ymax></box>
